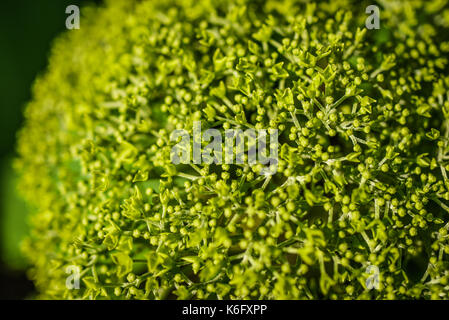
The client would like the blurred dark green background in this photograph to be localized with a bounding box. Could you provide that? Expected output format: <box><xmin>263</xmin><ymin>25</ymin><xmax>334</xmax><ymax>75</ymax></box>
<box><xmin>0</xmin><ymin>0</ymin><xmax>100</xmax><ymax>299</ymax></box>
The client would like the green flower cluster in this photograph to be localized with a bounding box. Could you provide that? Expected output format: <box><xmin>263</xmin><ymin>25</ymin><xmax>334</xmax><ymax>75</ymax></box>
<box><xmin>16</xmin><ymin>0</ymin><xmax>449</xmax><ymax>299</ymax></box>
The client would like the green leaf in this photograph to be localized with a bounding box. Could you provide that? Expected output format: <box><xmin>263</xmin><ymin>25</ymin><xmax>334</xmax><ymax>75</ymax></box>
<box><xmin>346</xmin><ymin>152</ymin><xmax>361</xmax><ymax>162</ymax></box>
<box><xmin>253</xmin><ymin>24</ymin><xmax>272</xmax><ymax>42</ymax></box>
<box><xmin>103</xmin><ymin>234</ymin><xmax>119</xmax><ymax>250</ymax></box>
<box><xmin>416</xmin><ymin>153</ymin><xmax>430</xmax><ymax>167</ymax></box>
<box><xmin>271</xmin><ymin>62</ymin><xmax>289</xmax><ymax>79</ymax></box>
<box><xmin>321</xmin><ymin>65</ymin><xmax>337</xmax><ymax>82</ymax></box>
<box><xmin>111</xmin><ymin>252</ymin><xmax>133</xmax><ymax>277</ymax></box>
<box><xmin>426</xmin><ymin>128</ymin><xmax>440</xmax><ymax>140</ymax></box>
<box><xmin>82</xmin><ymin>276</ymin><xmax>100</xmax><ymax>290</ymax></box>
<box><xmin>417</xmin><ymin>104</ymin><xmax>432</xmax><ymax>118</ymax></box>
<box><xmin>210</xmin><ymin>81</ymin><xmax>226</xmax><ymax>98</ymax></box>
<box><xmin>248</xmin><ymin>40</ymin><xmax>260</xmax><ymax>55</ymax></box>
<box><xmin>181</xmin><ymin>256</ymin><xmax>200</xmax><ymax>264</ymax></box>
<box><xmin>304</xmin><ymin>189</ymin><xmax>317</xmax><ymax>206</ymax></box>
<box><xmin>199</xmin><ymin>69</ymin><xmax>215</xmax><ymax>86</ymax></box>
<box><xmin>147</xmin><ymin>253</ymin><xmax>160</xmax><ymax>273</ymax></box>
<box><xmin>132</xmin><ymin>170</ymin><xmax>149</xmax><ymax>183</ymax></box>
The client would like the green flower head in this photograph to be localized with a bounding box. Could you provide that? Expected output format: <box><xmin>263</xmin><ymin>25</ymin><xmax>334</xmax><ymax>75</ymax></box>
<box><xmin>16</xmin><ymin>0</ymin><xmax>449</xmax><ymax>299</ymax></box>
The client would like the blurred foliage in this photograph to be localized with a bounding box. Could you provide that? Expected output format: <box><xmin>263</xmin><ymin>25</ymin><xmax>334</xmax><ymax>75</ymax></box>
<box><xmin>1</xmin><ymin>158</ymin><xmax>29</xmax><ymax>270</ymax></box>
<box><xmin>0</xmin><ymin>0</ymin><xmax>101</xmax><ymax>273</ymax></box>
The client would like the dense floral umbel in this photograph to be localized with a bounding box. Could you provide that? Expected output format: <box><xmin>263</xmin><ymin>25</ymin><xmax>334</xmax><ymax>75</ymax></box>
<box><xmin>16</xmin><ymin>0</ymin><xmax>449</xmax><ymax>299</ymax></box>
